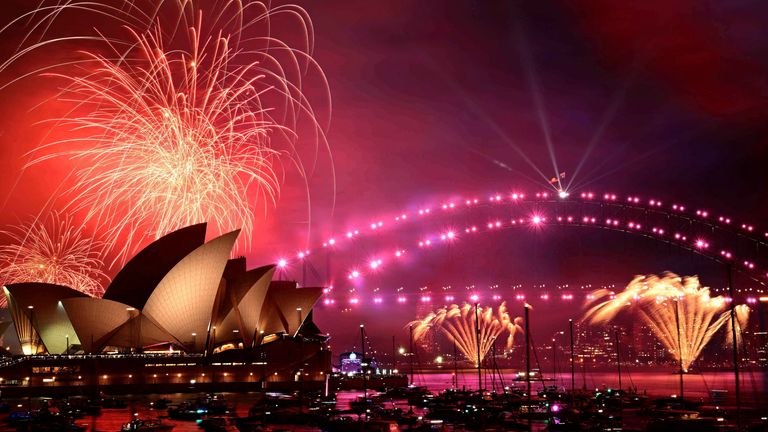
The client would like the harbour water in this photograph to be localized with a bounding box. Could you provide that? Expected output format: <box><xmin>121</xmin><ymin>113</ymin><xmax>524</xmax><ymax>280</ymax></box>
<box><xmin>0</xmin><ymin>370</ymin><xmax>764</xmax><ymax>431</ymax></box>
<box><xmin>411</xmin><ymin>369</ymin><xmax>768</xmax><ymax>402</ymax></box>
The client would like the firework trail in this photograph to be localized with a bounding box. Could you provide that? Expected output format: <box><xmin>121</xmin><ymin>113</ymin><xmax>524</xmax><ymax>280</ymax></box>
<box><xmin>1</xmin><ymin>0</ymin><xmax>332</xmax><ymax>263</ymax></box>
<box><xmin>411</xmin><ymin>302</ymin><xmax>523</xmax><ymax>366</ymax></box>
<box><xmin>583</xmin><ymin>273</ymin><xmax>749</xmax><ymax>372</ymax></box>
<box><xmin>0</xmin><ymin>213</ymin><xmax>109</xmax><ymax>302</ymax></box>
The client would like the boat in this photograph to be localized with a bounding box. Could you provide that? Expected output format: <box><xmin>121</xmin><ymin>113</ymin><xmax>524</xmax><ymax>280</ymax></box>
<box><xmin>9</xmin><ymin>410</ymin><xmax>88</xmax><ymax>432</ymax></box>
<box><xmin>120</xmin><ymin>419</ymin><xmax>175</xmax><ymax>432</ymax></box>
<box><xmin>197</xmin><ymin>417</ymin><xmax>238</xmax><ymax>432</ymax></box>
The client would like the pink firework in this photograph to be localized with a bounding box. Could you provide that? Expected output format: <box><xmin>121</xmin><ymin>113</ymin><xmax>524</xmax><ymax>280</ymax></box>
<box><xmin>0</xmin><ymin>213</ymin><xmax>109</xmax><ymax>301</ymax></box>
<box><xmin>2</xmin><ymin>1</ymin><xmax>332</xmax><ymax>263</ymax></box>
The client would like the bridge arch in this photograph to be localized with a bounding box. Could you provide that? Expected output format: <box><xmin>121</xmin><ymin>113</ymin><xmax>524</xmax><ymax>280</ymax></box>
<box><xmin>281</xmin><ymin>188</ymin><xmax>768</xmax><ymax>304</ymax></box>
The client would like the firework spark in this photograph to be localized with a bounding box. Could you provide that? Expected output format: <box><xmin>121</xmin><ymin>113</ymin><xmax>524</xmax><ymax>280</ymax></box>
<box><xmin>0</xmin><ymin>213</ymin><xmax>108</xmax><ymax>301</ymax></box>
<box><xmin>583</xmin><ymin>273</ymin><xmax>749</xmax><ymax>372</ymax></box>
<box><xmin>411</xmin><ymin>302</ymin><xmax>523</xmax><ymax>366</ymax></box>
<box><xmin>2</xmin><ymin>1</ymin><xmax>331</xmax><ymax>263</ymax></box>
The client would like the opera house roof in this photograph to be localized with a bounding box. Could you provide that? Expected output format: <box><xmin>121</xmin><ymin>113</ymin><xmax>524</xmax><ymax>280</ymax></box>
<box><xmin>1</xmin><ymin>224</ymin><xmax>324</xmax><ymax>355</ymax></box>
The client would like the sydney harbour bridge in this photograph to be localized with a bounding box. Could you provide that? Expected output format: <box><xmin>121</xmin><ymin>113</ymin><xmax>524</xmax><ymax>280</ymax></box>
<box><xmin>281</xmin><ymin>187</ymin><xmax>768</xmax><ymax>305</ymax></box>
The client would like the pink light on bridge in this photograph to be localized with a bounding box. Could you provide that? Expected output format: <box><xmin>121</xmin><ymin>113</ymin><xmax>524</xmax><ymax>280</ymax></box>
<box><xmin>348</xmin><ymin>270</ymin><xmax>360</xmax><ymax>279</ymax></box>
<box><xmin>695</xmin><ymin>239</ymin><xmax>709</xmax><ymax>249</ymax></box>
<box><xmin>720</xmin><ymin>250</ymin><xmax>732</xmax><ymax>259</ymax></box>
<box><xmin>469</xmin><ymin>294</ymin><xmax>479</xmax><ymax>302</ymax></box>
<box><xmin>445</xmin><ymin>295</ymin><xmax>455</xmax><ymax>302</ymax></box>
<box><xmin>540</xmin><ymin>294</ymin><xmax>550</xmax><ymax>300</ymax></box>
<box><xmin>369</xmin><ymin>259</ymin><xmax>382</xmax><ymax>269</ymax></box>
<box><xmin>420</xmin><ymin>295</ymin><xmax>431</xmax><ymax>303</ymax></box>
<box><xmin>531</xmin><ymin>215</ymin><xmax>543</xmax><ymax>225</ymax></box>
<box><xmin>349</xmin><ymin>298</ymin><xmax>359</xmax><ymax>305</ymax></box>
<box><xmin>277</xmin><ymin>259</ymin><xmax>287</xmax><ymax>268</ymax></box>
<box><xmin>488</xmin><ymin>221</ymin><xmax>501</xmax><ymax>228</ymax></box>
<box><xmin>373</xmin><ymin>297</ymin><xmax>383</xmax><ymax>304</ymax></box>
<box><xmin>397</xmin><ymin>296</ymin><xmax>407</xmax><ymax>304</ymax></box>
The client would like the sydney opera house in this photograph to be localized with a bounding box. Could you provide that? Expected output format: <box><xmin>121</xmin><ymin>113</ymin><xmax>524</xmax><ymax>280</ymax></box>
<box><xmin>0</xmin><ymin>224</ymin><xmax>330</xmax><ymax>395</ymax></box>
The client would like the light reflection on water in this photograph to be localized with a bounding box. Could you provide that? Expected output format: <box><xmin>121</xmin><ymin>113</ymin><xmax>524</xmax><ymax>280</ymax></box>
<box><xmin>410</xmin><ymin>369</ymin><xmax>767</xmax><ymax>401</ymax></box>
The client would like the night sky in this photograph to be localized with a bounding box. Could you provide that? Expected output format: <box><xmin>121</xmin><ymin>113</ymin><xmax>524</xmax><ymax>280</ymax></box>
<box><xmin>0</xmin><ymin>0</ymin><xmax>767</xmax><ymax>352</ymax></box>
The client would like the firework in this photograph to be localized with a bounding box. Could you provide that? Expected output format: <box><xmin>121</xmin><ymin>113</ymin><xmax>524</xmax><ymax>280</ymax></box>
<box><xmin>0</xmin><ymin>213</ymin><xmax>108</xmax><ymax>301</ymax></box>
<box><xmin>411</xmin><ymin>302</ymin><xmax>523</xmax><ymax>366</ymax></box>
<box><xmin>583</xmin><ymin>273</ymin><xmax>749</xmax><ymax>372</ymax></box>
<box><xmin>2</xmin><ymin>1</ymin><xmax>331</xmax><ymax>262</ymax></box>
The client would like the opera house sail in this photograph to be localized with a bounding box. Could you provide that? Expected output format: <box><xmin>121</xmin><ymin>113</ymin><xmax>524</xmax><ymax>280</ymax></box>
<box><xmin>0</xmin><ymin>223</ymin><xmax>329</xmax><ymax>394</ymax></box>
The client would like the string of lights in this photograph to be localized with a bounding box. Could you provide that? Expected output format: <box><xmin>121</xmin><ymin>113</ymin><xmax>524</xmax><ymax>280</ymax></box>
<box><xmin>275</xmin><ymin>189</ymin><xmax>768</xmax><ymax>294</ymax></box>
